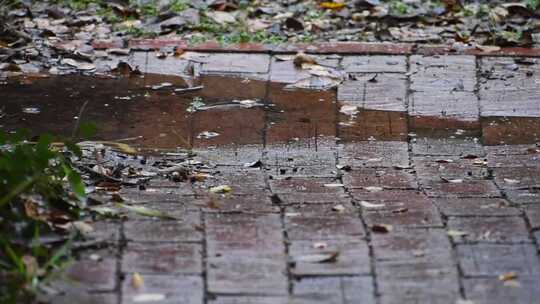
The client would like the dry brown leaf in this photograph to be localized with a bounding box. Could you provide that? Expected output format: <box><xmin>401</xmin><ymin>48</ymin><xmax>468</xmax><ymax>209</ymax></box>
<box><xmin>498</xmin><ymin>271</ymin><xmax>518</xmax><ymax>282</ymax></box>
<box><xmin>293</xmin><ymin>52</ymin><xmax>317</xmax><ymax>68</ymax></box>
<box><xmin>371</xmin><ymin>224</ymin><xmax>393</xmax><ymax>233</ymax></box>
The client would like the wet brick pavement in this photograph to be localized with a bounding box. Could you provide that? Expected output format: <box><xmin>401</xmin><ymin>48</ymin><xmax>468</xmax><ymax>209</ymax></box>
<box><xmin>33</xmin><ymin>49</ymin><xmax>540</xmax><ymax>304</ymax></box>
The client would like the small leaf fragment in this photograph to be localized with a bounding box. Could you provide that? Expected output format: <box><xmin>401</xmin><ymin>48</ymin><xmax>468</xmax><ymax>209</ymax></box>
<box><xmin>209</xmin><ymin>185</ymin><xmax>232</xmax><ymax>194</ymax></box>
<box><xmin>132</xmin><ymin>272</ymin><xmax>144</xmax><ymax>289</ymax></box>
<box><xmin>133</xmin><ymin>294</ymin><xmax>166</xmax><ymax>302</ymax></box>
<box><xmin>498</xmin><ymin>271</ymin><xmax>518</xmax><ymax>282</ymax></box>
<box><xmin>371</xmin><ymin>224</ymin><xmax>393</xmax><ymax>233</ymax></box>
<box><xmin>447</xmin><ymin>230</ymin><xmax>469</xmax><ymax>237</ymax></box>
<box><xmin>359</xmin><ymin>201</ymin><xmax>385</xmax><ymax>209</ymax></box>
<box><xmin>293</xmin><ymin>251</ymin><xmax>340</xmax><ymax>263</ymax></box>
<box><xmin>117</xmin><ymin>203</ymin><xmax>177</xmax><ymax>220</ymax></box>
<box><xmin>320</xmin><ymin>2</ymin><xmax>347</xmax><ymax>10</ymax></box>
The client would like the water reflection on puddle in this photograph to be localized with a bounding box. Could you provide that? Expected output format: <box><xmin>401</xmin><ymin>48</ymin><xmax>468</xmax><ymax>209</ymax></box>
<box><xmin>1</xmin><ymin>74</ymin><xmax>539</xmax><ymax>150</ymax></box>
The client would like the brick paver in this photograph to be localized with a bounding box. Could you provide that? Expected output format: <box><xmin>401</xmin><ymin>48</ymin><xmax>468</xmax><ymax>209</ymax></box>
<box><xmin>48</xmin><ymin>48</ymin><xmax>540</xmax><ymax>304</ymax></box>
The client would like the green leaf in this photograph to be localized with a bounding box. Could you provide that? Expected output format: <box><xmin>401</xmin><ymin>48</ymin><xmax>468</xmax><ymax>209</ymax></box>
<box><xmin>116</xmin><ymin>203</ymin><xmax>178</xmax><ymax>220</ymax></box>
<box><xmin>64</xmin><ymin>166</ymin><xmax>86</xmax><ymax>200</ymax></box>
<box><xmin>64</xmin><ymin>140</ymin><xmax>82</xmax><ymax>158</ymax></box>
<box><xmin>77</xmin><ymin>122</ymin><xmax>98</xmax><ymax>138</ymax></box>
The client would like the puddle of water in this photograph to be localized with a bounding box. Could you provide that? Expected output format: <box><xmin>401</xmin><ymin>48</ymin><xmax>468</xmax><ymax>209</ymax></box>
<box><xmin>1</xmin><ymin>74</ymin><xmax>539</xmax><ymax>150</ymax></box>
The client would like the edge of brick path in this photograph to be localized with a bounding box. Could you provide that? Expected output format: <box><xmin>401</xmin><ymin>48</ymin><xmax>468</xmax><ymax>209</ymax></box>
<box><xmin>93</xmin><ymin>39</ymin><xmax>540</xmax><ymax>57</ymax></box>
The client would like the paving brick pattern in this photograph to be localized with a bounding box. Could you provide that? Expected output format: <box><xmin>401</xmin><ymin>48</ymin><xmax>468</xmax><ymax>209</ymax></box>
<box><xmin>56</xmin><ymin>51</ymin><xmax>540</xmax><ymax>304</ymax></box>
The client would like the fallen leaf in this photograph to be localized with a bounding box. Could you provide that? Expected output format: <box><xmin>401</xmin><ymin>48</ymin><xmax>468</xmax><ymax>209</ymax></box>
<box><xmin>332</xmin><ymin>204</ymin><xmax>346</xmax><ymax>212</ymax></box>
<box><xmin>498</xmin><ymin>271</ymin><xmax>518</xmax><ymax>282</ymax></box>
<box><xmin>359</xmin><ymin>201</ymin><xmax>385</xmax><ymax>209</ymax></box>
<box><xmin>197</xmin><ymin>131</ymin><xmax>220</xmax><ymax>139</ymax></box>
<box><xmin>151</xmin><ymin>82</ymin><xmax>173</xmax><ymax>90</ymax></box>
<box><xmin>447</xmin><ymin>230</ymin><xmax>468</xmax><ymax>237</ymax></box>
<box><xmin>312</xmin><ymin>242</ymin><xmax>327</xmax><ymax>249</ymax></box>
<box><xmin>293</xmin><ymin>251</ymin><xmax>339</xmax><ymax>263</ymax></box>
<box><xmin>364</xmin><ymin>186</ymin><xmax>383</xmax><ymax>192</ymax></box>
<box><xmin>435</xmin><ymin>159</ymin><xmax>454</xmax><ymax>163</ymax></box>
<box><xmin>441</xmin><ymin>177</ymin><xmax>463</xmax><ymax>183</ymax></box>
<box><xmin>293</xmin><ymin>52</ymin><xmax>317</xmax><ymax>67</ymax></box>
<box><xmin>133</xmin><ymin>294</ymin><xmax>166</xmax><ymax>302</ymax></box>
<box><xmin>132</xmin><ymin>272</ymin><xmax>144</xmax><ymax>289</ymax></box>
<box><xmin>209</xmin><ymin>185</ymin><xmax>232</xmax><ymax>194</ymax></box>
<box><xmin>320</xmin><ymin>2</ymin><xmax>347</xmax><ymax>10</ymax></box>
<box><xmin>324</xmin><ymin>183</ymin><xmax>344</xmax><ymax>187</ymax></box>
<box><xmin>392</xmin><ymin>208</ymin><xmax>408</xmax><ymax>214</ymax></box>
<box><xmin>504</xmin><ymin>178</ymin><xmax>520</xmax><ymax>184</ymax></box>
<box><xmin>371</xmin><ymin>224</ymin><xmax>393</xmax><ymax>233</ymax></box>
<box><xmin>476</xmin><ymin>45</ymin><xmax>501</xmax><ymax>53</ymax></box>
<box><xmin>117</xmin><ymin>203</ymin><xmax>177</xmax><ymax>220</ymax></box>
<box><xmin>340</xmin><ymin>105</ymin><xmax>359</xmax><ymax>117</ymax></box>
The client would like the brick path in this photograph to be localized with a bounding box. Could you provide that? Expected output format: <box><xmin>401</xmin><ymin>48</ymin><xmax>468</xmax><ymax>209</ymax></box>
<box><xmin>43</xmin><ymin>43</ymin><xmax>540</xmax><ymax>304</ymax></box>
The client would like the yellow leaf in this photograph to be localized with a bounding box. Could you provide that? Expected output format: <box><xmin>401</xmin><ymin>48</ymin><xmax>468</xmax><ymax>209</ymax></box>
<box><xmin>320</xmin><ymin>2</ymin><xmax>346</xmax><ymax>10</ymax></box>
<box><xmin>132</xmin><ymin>272</ymin><xmax>144</xmax><ymax>289</ymax></box>
<box><xmin>209</xmin><ymin>185</ymin><xmax>232</xmax><ymax>194</ymax></box>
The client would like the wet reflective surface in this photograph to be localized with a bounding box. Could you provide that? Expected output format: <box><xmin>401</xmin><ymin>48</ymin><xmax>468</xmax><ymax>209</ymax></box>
<box><xmin>1</xmin><ymin>73</ymin><xmax>539</xmax><ymax>150</ymax></box>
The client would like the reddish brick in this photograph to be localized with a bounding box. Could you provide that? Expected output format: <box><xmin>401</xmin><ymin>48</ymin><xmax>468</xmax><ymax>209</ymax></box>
<box><xmin>375</xmin><ymin>229</ymin><xmax>459</xmax><ymax>304</ymax></box>
<box><xmin>482</xmin><ymin>117</ymin><xmax>540</xmax><ymax>146</ymax></box>
<box><xmin>293</xmin><ymin>276</ymin><xmax>375</xmax><ymax>304</ymax></box>
<box><xmin>412</xmin><ymin>137</ymin><xmax>485</xmax><ymax>156</ymax></box>
<box><xmin>92</xmin><ymin>38</ymin><xmax>124</xmax><ymax>50</ymax></box>
<box><xmin>435</xmin><ymin>198</ymin><xmax>520</xmax><ymax>217</ymax></box>
<box><xmin>413</xmin><ymin>156</ymin><xmax>489</xmax><ymax>186</ymax></box>
<box><xmin>124</xmin><ymin>216</ymin><xmax>202</xmax><ymax>243</ymax></box>
<box><xmin>286</xmin><ymin>215</ymin><xmax>366</xmax><ymax>241</ymax></box>
<box><xmin>209</xmin><ymin>296</ymin><xmax>288</xmax><ymax>304</ymax></box>
<box><xmin>493</xmin><ymin>167</ymin><xmax>540</xmax><ymax>190</ymax></box>
<box><xmin>289</xmin><ymin>240</ymin><xmax>370</xmax><ymax>276</ymax></box>
<box><xmin>285</xmin><ymin>202</ymin><xmax>357</xmax><ymax>217</ymax></box>
<box><xmin>194</xmin><ymin>144</ymin><xmax>263</xmax><ymax>166</ymax></box>
<box><xmin>119</xmin><ymin>186</ymin><xmax>194</xmax><ymax>201</ymax></box>
<box><xmin>339</xmin><ymin>141</ymin><xmax>409</xmax><ymax>168</ymax></box>
<box><xmin>199</xmin><ymin>194</ymin><xmax>279</xmax><ymax>213</ymax></box>
<box><xmin>338</xmin><ymin>109</ymin><xmax>408</xmax><ymax>142</ymax></box>
<box><xmin>372</xmin><ymin>228</ymin><xmax>453</xmax><ymax>261</ymax></box>
<box><xmin>341</xmin><ymin>55</ymin><xmax>407</xmax><ymax>73</ymax></box>
<box><xmin>425</xmin><ymin>180</ymin><xmax>501</xmax><ymax>198</ymax></box>
<box><xmin>525</xmin><ymin>205</ymin><xmax>540</xmax><ymax>229</ymax></box>
<box><xmin>447</xmin><ymin>216</ymin><xmax>530</xmax><ymax>243</ymax></box>
<box><xmin>193</xmin><ymin>169</ymin><xmax>267</xmax><ymax>196</ymax></box>
<box><xmin>378</xmin><ymin>274</ymin><xmax>460</xmax><ymax>304</ymax></box>
<box><xmin>127</xmin><ymin>38</ymin><xmax>188</xmax><ymax>50</ymax></box>
<box><xmin>122</xmin><ymin>274</ymin><xmax>203</xmax><ymax>304</ymax></box>
<box><xmin>464</xmin><ymin>276</ymin><xmax>540</xmax><ymax>304</ymax></box>
<box><xmin>64</xmin><ymin>249</ymin><xmax>117</xmax><ymax>292</ymax></box>
<box><xmin>39</xmin><ymin>291</ymin><xmax>118</xmax><ymax>304</ymax></box>
<box><xmin>343</xmin><ymin>168</ymin><xmax>417</xmax><ymax>189</ymax></box>
<box><xmin>505</xmin><ymin>189</ymin><xmax>540</xmax><ymax>205</ymax></box>
<box><xmin>338</xmin><ymin>73</ymin><xmax>407</xmax><ymax>112</ymax></box>
<box><xmin>122</xmin><ymin>242</ymin><xmax>202</xmax><ymax>275</ymax></box>
<box><xmin>487</xmin><ymin>151</ymin><xmax>540</xmax><ymax>168</ymax></box>
<box><xmin>205</xmin><ymin>213</ymin><xmax>283</xmax><ymax>255</ymax></box>
<box><xmin>351</xmin><ymin>190</ymin><xmax>429</xmax><ymax>204</ymax></box>
<box><xmin>457</xmin><ymin>244</ymin><xmax>540</xmax><ymax>276</ymax></box>
<box><xmin>207</xmin><ymin>256</ymin><xmax>287</xmax><ymax>295</ymax></box>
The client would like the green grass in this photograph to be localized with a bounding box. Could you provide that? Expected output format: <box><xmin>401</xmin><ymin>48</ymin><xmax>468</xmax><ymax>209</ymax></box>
<box><xmin>0</xmin><ymin>125</ymin><xmax>95</xmax><ymax>303</ymax></box>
